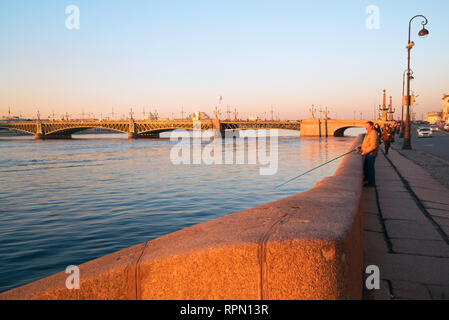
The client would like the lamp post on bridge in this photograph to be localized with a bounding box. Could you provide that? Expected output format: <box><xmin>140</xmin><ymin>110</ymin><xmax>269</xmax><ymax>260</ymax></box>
<box><xmin>226</xmin><ymin>106</ymin><xmax>231</xmax><ymax>121</ymax></box>
<box><xmin>213</xmin><ymin>106</ymin><xmax>221</xmax><ymax>119</ymax></box>
<box><xmin>318</xmin><ymin>106</ymin><xmax>323</xmax><ymax>138</ymax></box>
<box><xmin>403</xmin><ymin>15</ymin><xmax>429</xmax><ymax>150</ymax></box>
<box><xmin>324</xmin><ymin>106</ymin><xmax>330</xmax><ymax>138</ymax></box>
<box><xmin>309</xmin><ymin>105</ymin><xmax>317</xmax><ymax>119</ymax></box>
<box><xmin>216</xmin><ymin>96</ymin><xmax>223</xmax><ymax>120</ymax></box>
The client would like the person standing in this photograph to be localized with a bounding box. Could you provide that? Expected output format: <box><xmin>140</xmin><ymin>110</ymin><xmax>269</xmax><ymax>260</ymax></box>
<box><xmin>356</xmin><ymin>121</ymin><xmax>380</xmax><ymax>187</ymax></box>
<box><xmin>382</xmin><ymin>125</ymin><xmax>393</xmax><ymax>155</ymax></box>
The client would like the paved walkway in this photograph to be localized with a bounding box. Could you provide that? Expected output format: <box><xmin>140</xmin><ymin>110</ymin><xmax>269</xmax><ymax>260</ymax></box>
<box><xmin>392</xmin><ymin>132</ymin><xmax>449</xmax><ymax>188</ymax></box>
<box><xmin>363</xmin><ymin>148</ymin><xmax>449</xmax><ymax>300</ymax></box>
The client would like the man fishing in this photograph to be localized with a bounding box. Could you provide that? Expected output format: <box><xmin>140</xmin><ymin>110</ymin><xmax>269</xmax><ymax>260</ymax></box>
<box><xmin>258</xmin><ymin>121</ymin><xmax>379</xmax><ymax>195</ymax></box>
<box><xmin>355</xmin><ymin>121</ymin><xmax>380</xmax><ymax>188</ymax></box>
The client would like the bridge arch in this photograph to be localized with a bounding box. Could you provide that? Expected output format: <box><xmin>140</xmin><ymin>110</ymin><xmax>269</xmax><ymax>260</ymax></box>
<box><xmin>45</xmin><ymin>126</ymin><xmax>128</xmax><ymax>137</ymax></box>
<box><xmin>333</xmin><ymin>126</ymin><xmax>366</xmax><ymax>137</ymax></box>
<box><xmin>0</xmin><ymin>127</ymin><xmax>34</xmax><ymax>136</ymax></box>
<box><xmin>138</xmin><ymin>127</ymin><xmax>195</xmax><ymax>135</ymax></box>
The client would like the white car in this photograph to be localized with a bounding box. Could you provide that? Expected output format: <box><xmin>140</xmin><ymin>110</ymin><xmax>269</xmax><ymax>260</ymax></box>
<box><xmin>417</xmin><ymin>127</ymin><xmax>433</xmax><ymax>138</ymax></box>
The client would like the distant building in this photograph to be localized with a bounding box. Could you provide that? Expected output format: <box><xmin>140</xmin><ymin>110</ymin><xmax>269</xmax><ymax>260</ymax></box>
<box><xmin>191</xmin><ymin>112</ymin><xmax>210</xmax><ymax>121</ymax></box>
<box><xmin>443</xmin><ymin>93</ymin><xmax>449</xmax><ymax>122</ymax></box>
<box><xmin>143</xmin><ymin>112</ymin><xmax>158</xmax><ymax>121</ymax></box>
<box><xmin>1</xmin><ymin>115</ymin><xmax>24</xmax><ymax>121</ymax></box>
<box><xmin>425</xmin><ymin>112</ymin><xmax>442</xmax><ymax>124</ymax></box>
<box><xmin>425</xmin><ymin>92</ymin><xmax>449</xmax><ymax>123</ymax></box>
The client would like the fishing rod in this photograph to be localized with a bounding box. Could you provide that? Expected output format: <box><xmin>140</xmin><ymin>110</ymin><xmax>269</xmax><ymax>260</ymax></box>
<box><xmin>256</xmin><ymin>149</ymin><xmax>357</xmax><ymax>198</ymax></box>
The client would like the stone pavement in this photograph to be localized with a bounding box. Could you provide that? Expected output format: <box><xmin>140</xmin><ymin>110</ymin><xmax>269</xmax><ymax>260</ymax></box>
<box><xmin>362</xmin><ymin>148</ymin><xmax>449</xmax><ymax>300</ymax></box>
<box><xmin>391</xmin><ymin>134</ymin><xmax>449</xmax><ymax>189</ymax></box>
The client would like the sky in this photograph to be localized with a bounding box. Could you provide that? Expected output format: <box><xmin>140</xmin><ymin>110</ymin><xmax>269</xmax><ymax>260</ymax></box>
<box><xmin>0</xmin><ymin>0</ymin><xmax>448</xmax><ymax>120</ymax></box>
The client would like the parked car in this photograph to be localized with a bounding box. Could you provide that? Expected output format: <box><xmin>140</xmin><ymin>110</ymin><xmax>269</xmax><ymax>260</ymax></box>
<box><xmin>436</xmin><ymin>121</ymin><xmax>446</xmax><ymax>131</ymax></box>
<box><xmin>417</xmin><ymin>127</ymin><xmax>433</xmax><ymax>138</ymax></box>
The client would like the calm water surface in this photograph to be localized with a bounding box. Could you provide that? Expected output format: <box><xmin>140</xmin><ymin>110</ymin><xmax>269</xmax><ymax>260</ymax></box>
<box><xmin>0</xmin><ymin>132</ymin><xmax>357</xmax><ymax>292</ymax></box>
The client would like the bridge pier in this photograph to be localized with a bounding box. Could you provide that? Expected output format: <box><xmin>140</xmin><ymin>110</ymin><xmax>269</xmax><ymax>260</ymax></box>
<box><xmin>34</xmin><ymin>133</ymin><xmax>44</xmax><ymax>140</ymax></box>
<box><xmin>35</xmin><ymin>122</ymin><xmax>44</xmax><ymax>140</ymax></box>
<box><xmin>300</xmin><ymin>118</ymin><xmax>323</xmax><ymax>137</ymax></box>
<box><xmin>212</xmin><ymin>118</ymin><xmax>226</xmax><ymax>139</ymax></box>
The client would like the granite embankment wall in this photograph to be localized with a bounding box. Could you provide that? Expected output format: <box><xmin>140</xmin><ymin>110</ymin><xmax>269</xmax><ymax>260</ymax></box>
<box><xmin>0</xmin><ymin>135</ymin><xmax>365</xmax><ymax>300</ymax></box>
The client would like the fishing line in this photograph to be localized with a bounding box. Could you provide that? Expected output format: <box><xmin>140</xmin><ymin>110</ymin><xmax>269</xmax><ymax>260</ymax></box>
<box><xmin>255</xmin><ymin>149</ymin><xmax>357</xmax><ymax>199</ymax></box>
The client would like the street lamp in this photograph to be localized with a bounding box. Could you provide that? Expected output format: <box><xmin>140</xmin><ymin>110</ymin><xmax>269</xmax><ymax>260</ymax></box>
<box><xmin>403</xmin><ymin>15</ymin><xmax>429</xmax><ymax>150</ymax></box>
<box><xmin>401</xmin><ymin>68</ymin><xmax>414</xmax><ymax>138</ymax></box>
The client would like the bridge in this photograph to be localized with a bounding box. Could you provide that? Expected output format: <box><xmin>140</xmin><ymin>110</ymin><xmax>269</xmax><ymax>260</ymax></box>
<box><xmin>299</xmin><ymin>118</ymin><xmax>393</xmax><ymax>137</ymax></box>
<box><xmin>0</xmin><ymin>118</ymin><xmax>392</xmax><ymax>139</ymax></box>
<box><xmin>0</xmin><ymin>119</ymin><xmax>301</xmax><ymax>139</ymax></box>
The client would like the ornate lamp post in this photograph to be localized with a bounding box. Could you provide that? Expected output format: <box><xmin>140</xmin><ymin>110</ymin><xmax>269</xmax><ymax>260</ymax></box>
<box><xmin>401</xmin><ymin>68</ymin><xmax>414</xmax><ymax>138</ymax></box>
<box><xmin>214</xmin><ymin>96</ymin><xmax>223</xmax><ymax>119</ymax></box>
<box><xmin>309</xmin><ymin>105</ymin><xmax>317</xmax><ymax>119</ymax></box>
<box><xmin>324</xmin><ymin>106</ymin><xmax>329</xmax><ymax>138</ymax></box>
<box><xmin>403</xmin><ymin>15</ymin><xmax>429</xmax><ymax>150</ymax></box>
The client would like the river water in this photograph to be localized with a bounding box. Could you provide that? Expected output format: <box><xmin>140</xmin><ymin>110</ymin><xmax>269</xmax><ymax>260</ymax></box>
<box><xmin>0</xmin><ymin>131</ymin><xmax>358</xmax><ymax>293</ymax></box>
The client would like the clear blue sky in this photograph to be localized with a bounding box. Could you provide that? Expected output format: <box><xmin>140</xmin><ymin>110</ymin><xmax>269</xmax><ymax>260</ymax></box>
<box><xmin>0</xmin><ymin>0</ymin><xmax>448</xmax><ymax>120</ymax></box>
